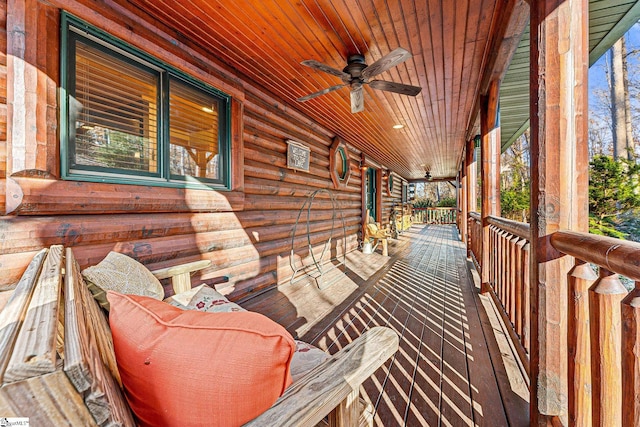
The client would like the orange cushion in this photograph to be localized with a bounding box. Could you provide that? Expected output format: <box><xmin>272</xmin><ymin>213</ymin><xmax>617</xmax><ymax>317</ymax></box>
<box><xmin>107</xmin><ymin>292</ymin><xmax>295</xmax><ymax>427</ymax></box>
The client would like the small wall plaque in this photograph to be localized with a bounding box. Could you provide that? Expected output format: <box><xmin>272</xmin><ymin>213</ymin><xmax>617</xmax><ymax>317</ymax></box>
<box><xmin>286</xmin><ymin>140</ymin><xmax>310</xmax><ymax>172</ymax></box>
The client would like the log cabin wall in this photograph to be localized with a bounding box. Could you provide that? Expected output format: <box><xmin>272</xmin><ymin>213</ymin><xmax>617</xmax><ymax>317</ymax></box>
<box><xmin>0</xmin><ymin>1</ymin><xmax>5</xmax><ymax>216</ymax></box>
<box><xmin>382</xmin><ymin>172</ymin><xmax>405</xmax><ymax>225</ymax></box>
<box><xmin>0</xmin><ymin>0</ymin><xmax>401</xmax><ymax>301</ymax></box>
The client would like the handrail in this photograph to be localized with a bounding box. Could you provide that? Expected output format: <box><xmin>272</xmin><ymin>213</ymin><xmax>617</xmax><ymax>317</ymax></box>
<box><xmin>551</xmin><ymin>230</ymin><xmax>640</xmax><ymax>281</ymax></box>
<box><xmin>469</xmin><ymin>211</ymin><xmax>481</xmax><ymax>221</ymax></box>
<box><xmin>486</xmin><ymin>215</ymin><xmax>530</xmax><ymax>240</ymax></box>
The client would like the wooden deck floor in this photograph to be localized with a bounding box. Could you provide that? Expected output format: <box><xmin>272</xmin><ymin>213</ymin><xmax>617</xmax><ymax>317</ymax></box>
<box><xmin>243</xmin><ymin>224</ymin><xmax>528</xmax><ymax>426</ymax></box>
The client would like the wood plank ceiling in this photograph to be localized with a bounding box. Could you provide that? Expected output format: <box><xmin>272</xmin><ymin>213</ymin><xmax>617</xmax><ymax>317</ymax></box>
<box><xmin>119</xmin><ymin>0</ymin><xmax>507</xmax><ymax>181</ymax></box>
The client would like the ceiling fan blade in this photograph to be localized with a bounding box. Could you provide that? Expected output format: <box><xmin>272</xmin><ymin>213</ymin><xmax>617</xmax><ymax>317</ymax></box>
<box><xmin>361</xmin><ymin>47</ymin><xmax>412</xmax><ymax>79</ymax></box>
<box><xmin>301</xmin><ymin>60</ymin><xmax>350</xmax><ymax>81</ymax></box>
<box><xmin>297</xmin><ymin>84</ymin><xmax>346</xmax><ymax>102</ymax></box>
<box><xmin>351</xmin><ymin>86</ymin><xmax>364</xmax><ymax>113</ymax></box>
<box><xmin>369</xmin><ymin>80</ymin><xmax>422</xmax><ymax>96</ymax></box>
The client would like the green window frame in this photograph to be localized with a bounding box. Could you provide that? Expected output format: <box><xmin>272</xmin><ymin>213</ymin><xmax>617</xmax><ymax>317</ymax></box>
<box><xmin>60</xmin><ymin>13</ymin><xmax>231</xmax><ymax>190</ymax></box>
<box><xmin>336</xmin><ymin>146</ymin><xmax>348</xmax><ymax>180</ymax></box>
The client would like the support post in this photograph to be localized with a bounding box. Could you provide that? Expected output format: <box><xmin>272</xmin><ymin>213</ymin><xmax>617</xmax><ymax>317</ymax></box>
<box><xmin>480</xmin><ymin>80</ymin><xmax>501</xmax><ymax>294</ymax></box>
<box><xmin>529</xmin><ymin>0</ymin><xmax>589</xmax><ymax>425</ymax></box>
<box><xmin>466</xmin><ymin>139</ymin><xmax>476</xmax><ymax>258</ymax></box>
<box><xmin>460</xmin><ymin>164</ymin><xmax>468</xmax><ymax>244</ymax></box>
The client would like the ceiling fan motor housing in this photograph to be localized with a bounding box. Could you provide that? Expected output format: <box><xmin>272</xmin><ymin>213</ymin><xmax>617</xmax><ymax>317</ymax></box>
<box><xmin>344</xmin><ymin>54</ymin><xmax>367</xmax><ymax>80</ymax></box>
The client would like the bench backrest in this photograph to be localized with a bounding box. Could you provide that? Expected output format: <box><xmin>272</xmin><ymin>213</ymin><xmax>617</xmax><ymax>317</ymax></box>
<box><xmin>0</xmin><ymin>245</ymin><xmax>134</xmax><ymax>426</ymax></box>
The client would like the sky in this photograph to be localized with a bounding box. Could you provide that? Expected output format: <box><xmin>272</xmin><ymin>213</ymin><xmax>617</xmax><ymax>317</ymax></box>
<box><xmin>589</xmin><ymin>22</ymin><xmax>640</xmax><ymax>108</ymax></box>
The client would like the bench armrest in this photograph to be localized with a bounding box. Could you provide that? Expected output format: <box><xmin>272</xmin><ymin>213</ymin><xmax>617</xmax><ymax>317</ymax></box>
<box><xmin>151</xmin><ymin>260</ymin><xmax>211</xmax><ymax>294</ymax></box>
<box><xmin>244</xmin><ymin>326</ymin><xmax>399</xmax><ymax>427</ymax></box>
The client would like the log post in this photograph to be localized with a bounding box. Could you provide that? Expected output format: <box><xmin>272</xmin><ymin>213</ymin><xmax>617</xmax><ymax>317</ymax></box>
<box><xmin>622</xmin><ymin>282</ymin><xmax>640</xmax><ymax>426</ymax></box>
<box><xmin>567</xmin><ymin>260</ymin><xmax>596</xmax><ymax>427</ymax></box>
<box><xmin>589</xmin><ymin>268</ymin><xmax>625</xmax><ymax>427</ymax></box>
<box><xmin>466</xmin><ymin>138</ymin><xmax>476</xmax><ymax>258</ymax></box>
<box><xmin>529</xmin><ymin>0</ymin><xmax>589</xmax><ymax>424</ymax></box>
<box><xmin>480</xmin><ymin>80</ymin><xmax>500</xmax><ymax>294</ymax></box>
<box><xmin>458</xmin><ymin>172</ymin><xmax>466</xmax><ymax>242</ymax></box>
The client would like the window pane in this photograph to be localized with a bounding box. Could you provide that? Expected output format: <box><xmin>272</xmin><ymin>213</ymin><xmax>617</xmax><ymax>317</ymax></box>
<box><xmin>336</xmin><ymin>147</ymin><xmax>347</xmax><ymax>180</ymax></box>
<box><xmin>71</xmin><ymin>40</ymin><xmax>158</xmax><ymax>173</ymax></box>
<box><xmin>169</xmin><ymin>78</ymin><xmax>221</xmax><ymax>180</ymax></box>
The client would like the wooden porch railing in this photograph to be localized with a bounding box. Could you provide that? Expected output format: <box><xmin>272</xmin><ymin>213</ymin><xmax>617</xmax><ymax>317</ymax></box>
<box><xmin>551</xmin><ymin>231</ymin><xmax>640</xmax><ymax>426</ymax></box>
<box><xmin>414</xmin><ymin>207</ymin><xmax>457</xmax><ymax>224</ymax></box>
<box><xmin>468</xmin><ymin>212</ymin><xmax>482</xmax><ymax>269</ymax></box>
<box><xmin>468</xmin><ymin>212</ymin><xmax>531</xmax><ymax>372</ymax></box>
<box><xmin>468</xmin><ymin>212</ymin><xmax>640</xmax><ymax>424</ymax></box>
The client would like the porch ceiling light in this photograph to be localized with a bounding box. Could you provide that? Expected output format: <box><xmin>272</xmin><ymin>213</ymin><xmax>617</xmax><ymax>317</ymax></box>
<box><xmin>392</xmin><ymin>124</ymin><xmax>404</xmax><ymax>129</ymax></box>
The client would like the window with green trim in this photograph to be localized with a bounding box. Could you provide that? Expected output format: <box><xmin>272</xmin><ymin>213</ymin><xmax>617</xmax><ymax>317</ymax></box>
<box><xmin>335</xmin><ymin>147</ymin><xmax>347</xmax><ymax>180</ymax></box>
<box><xmin>61</xmin><ymin>14</ymin><xmax>231</xmax><ymax>189</ymax></box>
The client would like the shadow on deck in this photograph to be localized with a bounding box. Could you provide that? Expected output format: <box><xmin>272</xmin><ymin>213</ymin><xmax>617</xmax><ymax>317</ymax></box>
<box><xmin>243</xmin><ymin>224</ymin><xmax>529</xmax><ymax>427</ymax></box>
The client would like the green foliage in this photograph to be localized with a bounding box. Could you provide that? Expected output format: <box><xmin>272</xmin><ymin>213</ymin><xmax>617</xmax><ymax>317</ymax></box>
<box><xmin>589</xmin><ymin>155</ymin><xmax>640</xmax><ymax>238</ymax></box>
<box><xmin>436</xmin><ymin>197</ymin><xmax>456</xmax><ymax>207</ymax></box>
<box><xmin>500</xmin><ymin>185</ymin><xmax>530</xmax><ymax>221</ymax></box>
<box><xmin>412</xmin><ymin>198</ymin><xmax>434</xmax><ymax>208</ymax></box>
<box><xmin>615</xmin><ymin>210</ymin><xmax>640</xmax><ymax>242</ymax></box>
<box><xmin>588</xmin><ymin>216</ymin><xmax>628</xmax><ymax>239</ymax></box>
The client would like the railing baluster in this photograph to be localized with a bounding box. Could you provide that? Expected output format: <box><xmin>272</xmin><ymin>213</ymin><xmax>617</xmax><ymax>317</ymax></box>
<box><xmin>589</xmin><ymin>268</ymin><xmax>626</xmax><ymax>427</ymax></box>
<box><xmin>523</xmin><ymin>242</ymin><xmax>530</xmax><ymax>355</ymax></box>
<box><xmin>515</xmin><ymin>238</ymin><xmax>525</xmax><ymax>337</ymax></box>
<box><xmin>499</xmin><ymin>228</ymin><xmax>507</xmax><ymax>302</ymax></box>
<box><xmin>508</xmin><ymin>234</ymin><xmax>518</xmax><ymax>325</ymax></box>
<box><xmin>493</xmin><ymin>226</ymin><xmax>500</xmax><ymax>295</ymax></box>
<box><xmin>567</xmin><ymin>260</ymin><xmax>596</xmax><ymax>427</ymax></box>
<box><xmin>622</xmin><ymin>281</ymin><xmax>640</xmax><ymax>426</ymax></box>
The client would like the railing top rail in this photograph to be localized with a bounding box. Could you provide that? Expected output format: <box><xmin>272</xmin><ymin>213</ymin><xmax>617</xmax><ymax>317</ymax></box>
<box><xmin>486</xmin><ymin>215</ymin><xmax>531</xmax><ymax>240</ymax></box>
<box><xmin>551</xmin><ymin>230</ymin><xmax>640</xmax><ymax>281</ymax></box>
<box><xmin>469</xmin><ymin>211</ymin><xmax>481</xmax><ymax>221</ymax></box>
<box><xmin>413</xmin><ymin>207</ymin><xmax>456</xmax><ymax>210</ymax></box>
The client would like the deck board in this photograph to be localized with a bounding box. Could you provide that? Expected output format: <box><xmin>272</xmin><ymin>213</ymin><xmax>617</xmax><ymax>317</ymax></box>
<box><xmin>244</xmin><ymin>224</ymin><xmax>524</xmax><ymax>426</ymax></box>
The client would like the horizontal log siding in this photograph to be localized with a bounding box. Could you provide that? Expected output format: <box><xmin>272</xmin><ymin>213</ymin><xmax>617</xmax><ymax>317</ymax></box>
<box><xmin>0</xmin><ymin>0</ymin><xmax>5</xmax><ymax>215</ymax></box>
<box><xmin>0</xmin><ymin>0</ymin><xmax>369</xmax><ymax>301</ymax></box>
<box><xmin>381</xmin><ymin>172</ymin><xmax>404</xmax><ymax>226</ymax></box>
<box><xmin>239</xmin><ymin>91</ymin><xmax>362</xmax><ymax>298</ymax></box>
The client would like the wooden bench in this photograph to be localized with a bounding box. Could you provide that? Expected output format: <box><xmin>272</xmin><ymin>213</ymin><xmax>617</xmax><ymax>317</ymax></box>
<box><xmin>0</xmin><ymin>245</ymin><xmax>399</xmax><ymax>426</ymax></box>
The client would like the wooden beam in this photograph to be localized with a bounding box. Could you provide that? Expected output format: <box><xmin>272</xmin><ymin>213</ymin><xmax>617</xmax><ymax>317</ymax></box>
<box><xmin>529</xmin><ymin>0</ymin><xmax>589</xmax><ymax>424</ymax></box>
<box><xmin>480</xmin><ymin>80</ymin><xmax>501</xmax><ymax>294</ymax></box>
<box><xmin>465</xmin><ymin>0</ymin><xmax>529</xmax><ymax>142</ymax></box>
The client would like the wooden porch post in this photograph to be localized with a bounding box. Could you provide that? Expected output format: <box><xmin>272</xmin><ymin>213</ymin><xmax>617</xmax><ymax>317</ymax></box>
<box><xmin>360</xmin><ymin>153</ymin><xmax>367</xmax><ymax>238</ymax></box>
<box><xmin>460</xmin><ymin>164</ymin><xmax>468</xmax><ymax>244</ymax></box>
<box><xmin>466</xmin><ymin>138</ymin><xmax>476</xmax><ymax>257</ymax></box>
<box><xmin>480</xmin><ymin>80</ymin><xmax>501</xmax><ymax>294</ymax></box>
<box><xmin>530</xmin><ymin>0</ymin><xmax>589</xmax><ymax>425</ymax></box>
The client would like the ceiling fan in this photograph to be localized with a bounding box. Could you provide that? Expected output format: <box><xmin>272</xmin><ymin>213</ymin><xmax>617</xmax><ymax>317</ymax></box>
<box><xmin>297</xmin><ymin>48</ymin><xmax>422</xmax><ymax>113</ymax></box>
<box><xmin>422</xmin><ymin>164</ymin><xmax>432</xmax><ymax>180</ymax></box>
